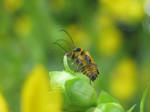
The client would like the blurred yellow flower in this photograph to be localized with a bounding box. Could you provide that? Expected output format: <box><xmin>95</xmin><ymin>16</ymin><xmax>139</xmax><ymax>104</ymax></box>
<box><xmin>67</xmin><ymin>24</ymin><xmax>91</xmax><ymax>49</ymax></box>
<box><xmin>97</xmin><ymin>15</ymin><xmax>123</xmax><ymax>57</ymax></box>
<box><xmin>0</xmin><ymin>91</ymin><xmax>9</xmax><ymax>112</ymax></box>
<box><xmin>21</xmin><ymin>65</ymin><xmax>61</xmax><ymax>112</ymax></box>
<box><xmin>100</xmin><ymin>0</ymin><xmax>145</xmax><ymax>23</ymax></box>
<box><xmin>14</xmin><ymin>16</ymin><xmax>32</xmax><ymax>37</ymax></box>
<box><xmin>110</xmin><ymin>58</ymin><xmax>137</xmax><ymax>101</ymax></box>
<box><xmin>3</xmin><ymin>0</ymin><xmax>22</xmax><ymax>13</ymax></box>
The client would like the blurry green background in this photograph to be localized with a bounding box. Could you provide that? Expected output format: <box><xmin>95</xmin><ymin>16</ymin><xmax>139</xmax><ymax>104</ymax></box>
<box><xmin>0</xmin><ymin>0</ymin><xmax>150</xmax><ymax>112</ymax></box>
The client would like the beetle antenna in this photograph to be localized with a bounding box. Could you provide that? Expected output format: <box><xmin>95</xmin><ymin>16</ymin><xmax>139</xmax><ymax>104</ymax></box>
<box><xmin>60</xmin><ymin>29</ymin><xmax>76</xmax><ymax>48</ymax></box>
<box><xmin>53</xmin><ymin>42</ymin><xmax>67</xmax><ymax>52</ymax></box>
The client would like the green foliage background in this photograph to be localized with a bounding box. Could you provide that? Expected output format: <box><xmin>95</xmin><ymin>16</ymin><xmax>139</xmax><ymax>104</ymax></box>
<box><xmin>0</xmin><ymin>0</ymin><xmax>150</xmax><ymax>112</ymax></box>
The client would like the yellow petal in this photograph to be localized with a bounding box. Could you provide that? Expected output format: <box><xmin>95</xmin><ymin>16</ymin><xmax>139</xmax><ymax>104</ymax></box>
<box><xmin>97</xmin><ymin>15</ymin><xmax>123</xmax><ymax>57</ymax></box>
<box><xmin>48</xmin><ymin>90</ymin><xmax>61</xmax><ymax>112</ymax></box>
<box><xmin>99</xmin><ymin>0</ymin><xmax>144</xmax><ymax>23</ymax></box>
<box><xmin>21</xmin><ymin>65</ymin><xmax>61</xmax><ymax>112</ymax></box>
<box><xmin>110</xmin><ymin>58</ymin><xmax>137</xmax><ymax>101</ymax></box>
<box><xmin>0</xmin><ymin>91</ymin><xmax>9</xmax><ymax>112</ymax></box>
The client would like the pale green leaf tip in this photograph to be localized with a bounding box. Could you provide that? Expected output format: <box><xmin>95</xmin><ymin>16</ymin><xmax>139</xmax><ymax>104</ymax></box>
<box><xmin>127</xmin><ymin>104</ymin><xmax>136</xmax><ymax>112</ymax></box>
<box><xmin>63</xmin><ymin>55</ymin><xmax>74</xmax><ymax>74</ymax></box>
<box><xmin>140</xmin><ymin>86</ymin><xmax>149</xmax><ymax>112</ymax></box>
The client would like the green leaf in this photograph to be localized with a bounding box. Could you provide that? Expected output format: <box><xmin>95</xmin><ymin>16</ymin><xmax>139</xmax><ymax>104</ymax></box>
<box><xmin>86</xmin><ymin>107</ymin><xmax>95</xmax><ymax>112</ymax></box>
<box><xmin>49</xmin><ymin>70</ymin><xmax>98</xmax><ymax>112</ymax></box>
<box><xmin>127</xmin><ymin>104</ymin><xmax>136</xmax><ymax>112</ymax></box>
<box><xmin>96</xmin><ymin>91</ymin><xmax>125</xmax><ymax>112</ymax></box>
<box><xmin>94</xmin><ymin>103</ymin><xmax>125</xmax><ymax>112</ymax></box>
<box><xmin>65</xmin><ymin>78</ymin><xmax>98</xmax><ymax>108</ymax></box>
<box><xmin>98</xmin><ymin>91</ymin><xmax>119</xmax><ymax>104</ymax></box>
<box><xmin>75</xmin><ymin>72</ymin><xmax>90</xmax><ymax>83</ymax></box>
<box><xmin>49</xmin><ymin>71</ymin><xmax>75</xmax><ymax>89</ymax></box>
<box><xmin>140</xmin><ymin>86</ymin><xmax>149</xmax><ymax>112</ymax></box>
